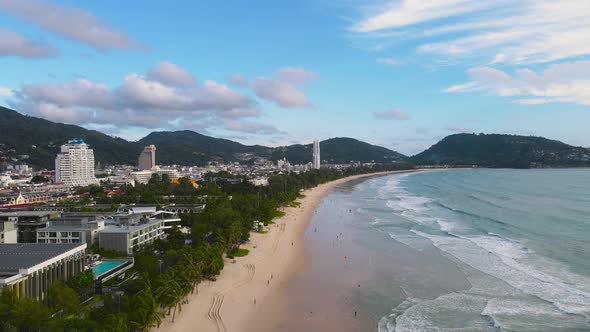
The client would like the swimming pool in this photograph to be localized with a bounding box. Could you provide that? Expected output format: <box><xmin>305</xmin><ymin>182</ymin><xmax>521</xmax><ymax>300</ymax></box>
<box><xmin>92</xmin><ymin>260</ymin><xmax>127</xmax><ymax>277</ymax></box>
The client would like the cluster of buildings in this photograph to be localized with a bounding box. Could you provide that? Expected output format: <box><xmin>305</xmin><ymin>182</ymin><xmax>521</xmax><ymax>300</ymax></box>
<box><xmin>0</xmin><ymin>207</ymin><xmax>181</xmax><ymax>253</ymax></box>
<box><xmin>0</xmin><ymin>137</ymin><xmax>327</xmax><ymax>302</ymax></box>
<box><xmin>0</xmin><ymin>206</ymin><xmax>181</xmax><ymax>300</ymax></box>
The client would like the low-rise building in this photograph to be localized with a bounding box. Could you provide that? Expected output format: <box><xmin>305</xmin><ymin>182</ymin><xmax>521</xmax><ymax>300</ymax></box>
<box><xmin>99</xmin><ymin>219</ymin><xmax>166</xmax><ymax>255</ymax></box>
<box><xmin>37</xmin><ymin>220</ymin><xmax>105</xmax><ymax>245</ymax></box>
<box><xmin>0</xmin><ymin>220</ymin><xmax>17</xmax><ymax>243</ymax></box>
<box><xmin>0</xmin><ymin>211</ymin><xmax>58</xmax><ymax>243</ymax></box>
<box><xmin>0</xmin><ymin>243</ymin><xmax>87</xmax><ymax>300</ymax></box>
<box><xmin>131</xmin><ymin>170</ymin><xmax>153</xmax><ymax>185</ymax></box>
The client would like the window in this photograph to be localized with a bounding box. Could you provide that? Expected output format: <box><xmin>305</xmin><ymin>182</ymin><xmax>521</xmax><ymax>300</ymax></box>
<box><xmin>60</xmin><ymin>232</ymin><xmax>69</xmax><ymax>237</ymax></box>
<box><xmin>38</xmin><ymin>232</ymin><xmax>46</xmax><ymax>237</ymax></box>
<box><xmin>49</xmin><ymin>239</ymin><xmax>57</xmax><ymax>243</ymax></box>
<box><xmin>71</xmin><ymin>232</ymin><xmax>80</xmax><ymax>238</ymax></box>
<box><xmin>49</xmin><ymin>232</ymin><xmax>57</xmax><ymax>237</ymax></box>
<box><xmin>38</xmin><ymin>239</ymin><xmax>46</xmax><ymax>243</ymax></box>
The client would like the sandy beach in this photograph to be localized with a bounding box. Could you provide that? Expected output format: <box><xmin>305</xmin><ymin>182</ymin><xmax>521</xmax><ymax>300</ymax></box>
<box><xmin>156</xmin><ymin>170</ymin><xmax>417</xmax><ymax>332</ymax></box>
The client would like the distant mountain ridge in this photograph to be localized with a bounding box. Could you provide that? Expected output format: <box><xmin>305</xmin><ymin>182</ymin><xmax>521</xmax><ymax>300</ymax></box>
<box><xmin>0</xmin><ymin>106</ymin><xmax>407</xmax><ymax>169</ymax></box>
<box><xmin>2</xmin><ymin>107</ymin><xmax>589</xmax><ymax>170</ymax></box>
<box><xmin>411</xmin><ymin>133</ymin><xmax>590</xmax><ymax>168</ymax></box>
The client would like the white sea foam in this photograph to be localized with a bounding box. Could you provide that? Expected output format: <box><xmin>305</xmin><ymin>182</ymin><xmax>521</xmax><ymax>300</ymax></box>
<box><xmin>377</xmin><ymin>170</ymin><xmax>590</xmax><ymax>330</ymax></box>
<box><xmin>412</xmin><ymin>230</ymin><xmax>590</xmax><ymax>318</ymax></box>
<box><xmin>481</xmin><ymin>297</ymin><xmax>590</xmax><ymax>330</ymax></box>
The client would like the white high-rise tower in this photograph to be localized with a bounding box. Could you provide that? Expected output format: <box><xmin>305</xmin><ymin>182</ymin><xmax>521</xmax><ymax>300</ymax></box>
<box><xmin>55</xmin><ymin>138</ymin><xmax>99</xmax><ymax>187</ymax></box>
<box><xmin>312</xmin><ymin>139</ymin><xmax>320</xmax><ymax>169</ymax></box>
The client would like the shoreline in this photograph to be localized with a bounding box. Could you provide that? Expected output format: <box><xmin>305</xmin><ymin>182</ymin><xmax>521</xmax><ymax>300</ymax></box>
<box><xmin>155</xmin><ymin>169</ymin><xmax>420</xmax><ymax>332</ymax></box>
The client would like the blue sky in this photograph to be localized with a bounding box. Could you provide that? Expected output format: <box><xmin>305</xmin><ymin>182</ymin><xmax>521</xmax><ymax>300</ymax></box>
<box><xmin>1</xmin><ymin>0</ymin><xmax>590</xmax><ymax>155</ymax></box>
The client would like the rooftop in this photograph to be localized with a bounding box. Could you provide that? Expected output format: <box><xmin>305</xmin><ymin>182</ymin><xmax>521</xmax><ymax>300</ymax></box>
<box><xmin>0</xmin><ymin>211</ymin><xmax>55</xmax><ymax>217</ymax></box>
<box><xmin>0</xmin><ymin>243</ymin><xmax>86</xmax><ymax>272</ymax></box>
<box><xmin>101</xmin><ymin>219</ymin><xmax>164</xmax><ymax>234</ymax></box>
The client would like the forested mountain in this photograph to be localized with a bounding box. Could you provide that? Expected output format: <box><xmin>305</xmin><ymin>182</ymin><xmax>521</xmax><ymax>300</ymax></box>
<box><xmin>137</xmin><ymin>131</ymin><xmax>271</xmax><ymax>165</ymax></box>
<box><xmin>0</xmin><ymin>107</ymin><xmax>407</xmax><ymax>169</ymax></box>
<box><xmin>0</xmin><ymin>106</ymin><xmax>139</xmax><ymax>169</ymax></box>
<box><xmin>270</xmin><ymin>137</ymin><xmax>406</xmax><ymax>164</ymax></box>
<box><xmin>411</xmin><ymin>133</ymin><xmax>590</xmax><ymax>168</ymax></box>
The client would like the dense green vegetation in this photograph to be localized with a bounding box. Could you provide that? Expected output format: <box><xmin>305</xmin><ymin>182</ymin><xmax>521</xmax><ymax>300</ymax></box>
<box><xmin>0</xmin><ymin>106</ymin><xmax>407</xmax><ymax>169</ymax></box>
<box><xmin>0</xmin><ymin>163</ymin><xmax>413</xmax><ymax>331</ymax></box>
<box><xmin>411</xmin><ymin>133</ymin><xmax>590</xmax><ymax>168</ymax></box>
<box><xmin>0</xmin><ymin>106</ymin><xmax>139</xmax><ymax>169</ymax></box>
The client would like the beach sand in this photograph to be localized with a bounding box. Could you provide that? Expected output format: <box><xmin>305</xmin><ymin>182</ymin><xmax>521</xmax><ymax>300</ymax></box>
<box><xmin>155</xmin><ymin>170</ymin><xmax>416</xmax><ymax>332</ymax></box>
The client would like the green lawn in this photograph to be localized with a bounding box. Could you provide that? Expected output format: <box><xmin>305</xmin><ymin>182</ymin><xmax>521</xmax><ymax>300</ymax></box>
<box><xmin>228</xmin><ymin>248</ymin><xmax>250</xmax><ymax>258</ymax></box>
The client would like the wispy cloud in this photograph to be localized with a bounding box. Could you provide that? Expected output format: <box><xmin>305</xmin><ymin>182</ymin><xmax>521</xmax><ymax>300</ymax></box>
<box><xmin>351</xmin><ymin>0</ymin><xmax>590</xmax><ymax>65</ymax></box>
<box><xmin>0</xmin><ymin>0</ymin><xmax>141</xmax><ymax>51</ymax></box>
<box><xmin>0</xmin><ymin>28</ymin><xmax>57</xmax><ymax>58</ymax></box>
<box><xmin>376</xmin><ymin>57</ymin><xmax>399</xmax><ymax>66</ymax></box>
<box><xmin>445</xmin><ymin>61</ymin><xmax>590</xmax><ymax>106</ymax></box>
<box><xmin>373</xmin><ymin>108</ymin><xmax>410</xmax><ymax>120</ymax></box>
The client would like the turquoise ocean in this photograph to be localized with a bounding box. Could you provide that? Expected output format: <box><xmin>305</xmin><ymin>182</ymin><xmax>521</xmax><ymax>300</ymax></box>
<box><xmin>296</xmin><ymin>169</ymin><xmax>590</xmax><ymax>331</ymax></box>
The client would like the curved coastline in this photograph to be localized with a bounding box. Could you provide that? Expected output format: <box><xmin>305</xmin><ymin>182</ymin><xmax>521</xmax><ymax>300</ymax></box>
<box><xmin>155</xmin><ymin>170</ymin><xmax>422</xmax><ymax>332</ymax></box>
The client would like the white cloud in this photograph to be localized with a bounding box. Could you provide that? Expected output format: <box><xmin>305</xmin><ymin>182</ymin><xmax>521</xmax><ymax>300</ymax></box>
<box><xmin>251</xmin><ymin>67</ymin><xmax>317</xmax><ymax>108</ymax></box>
<box><xmin>7</xmin><ymin>62</ymin><xmax>294</xmax><ymax>137</ymax></box>
<box><xmin>0</xmin><ymin>0</ymin><xmax>140</xmax><ymax>50</ymax></box>
<box><xmin>9</xmin><ymin>62</ymin><xmax>263</xmax><ymax>131</ymax></box>
<box><xmin>445</xmin><ymin>61</ymin><xmax>590</xmax><ymax>106</ymax></box>
<box><xmin>373</xmin><ymin>108</ymin><xmax>410</xmax><ymax>120</ymax></box>
<box><xmin>376</xmin><ymin>57</ymin><xmax>399</xmax><ymax>66</ymax></box>
<box><xmin>0</xmin><ymin>28</ymin><xmax>57</xmax><ymax>58</ymax></box>
<box><xmin>146</xmin><ymin>61</ymin><xmax>196</xmax><ymax>87</ymax></box>
<box><xmin>352</xmin><ymin>0</ymin><xmax>493</xmax><ymax>33</ymax></box>
<box><xmin>276</xmin><ymin>67</ymin><xmax>317</xmax><ymax>84</ymax></box>
<box><xmin>351</xmin><ymin>0</ymin><xmax>590</xmax><ymax>65</ymax></box>
<box><xmin>0</xmin><ymin>86</ymin><xmax>14</xmax><ymax>97</ymax></box>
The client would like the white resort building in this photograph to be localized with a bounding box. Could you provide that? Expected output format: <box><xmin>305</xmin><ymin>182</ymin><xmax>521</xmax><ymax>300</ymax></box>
<box><xmin>55</xmin><ymin>139</ymin><xmax>99</xmax><ymax>187</ymax></box>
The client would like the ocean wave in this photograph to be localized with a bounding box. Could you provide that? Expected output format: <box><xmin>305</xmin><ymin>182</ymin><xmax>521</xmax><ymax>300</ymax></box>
<box><xmin>379</xmin><ymin>293</ymin><xmax>496</xmax><ymax>332</ymax></box>
<box><xmin>431</xmin><ymin>201</ymin><xmax>510</xmax><ymax>229</ymax></box>
<box><xmin>376</xmin><ymin>169</ymin><xmax>590</xmax><ymax>330</ymax></box>
<box><xmin>411</xmin><ymin>230</ymin><xmax>590</xmax><ymax>318</ymax></box>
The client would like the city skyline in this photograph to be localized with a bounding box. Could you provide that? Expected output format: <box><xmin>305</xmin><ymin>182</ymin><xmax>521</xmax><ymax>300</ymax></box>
<box><xmin>1</xmin><ymin>0</ymin><xmax>590</xmax><ymax>155</ymax></box>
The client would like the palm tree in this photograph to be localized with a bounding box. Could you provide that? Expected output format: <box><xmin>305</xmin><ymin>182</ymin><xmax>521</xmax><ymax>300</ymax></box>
<box><xmin>129</xmin><ymin>289</ymin><xmax>163</xmax><ymax>331</ymax></box>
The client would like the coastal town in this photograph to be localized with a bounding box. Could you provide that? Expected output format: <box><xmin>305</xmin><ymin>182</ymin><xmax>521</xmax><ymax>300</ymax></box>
<box><xmin>0</xmin><ymin>137</ymin><xmax>410</xmax><ymax>331</ymax></box>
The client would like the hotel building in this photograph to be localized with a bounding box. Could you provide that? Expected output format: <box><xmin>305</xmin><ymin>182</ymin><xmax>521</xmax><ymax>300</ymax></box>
<box><xmin>55</xmin><ymin>139</ymin><xmax>99</xmax><ymax>187</ymax></box>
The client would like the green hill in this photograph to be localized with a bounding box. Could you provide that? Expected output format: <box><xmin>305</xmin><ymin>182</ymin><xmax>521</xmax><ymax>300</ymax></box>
<box><xmin>0</xmin><ymin>106</ymin><xmax>407</xmax><ymax>169</ymax></box>
<box><xmin>137</xmin><ymin>130</ymin><xmax>272</xmax><ymax>165</ymax></box>
<box><xmin>411</xmin><ymin>133</ymin><xmax>590</xmax><ymax>168</ymax></box>
<box><xmin>0</xmin><ymin>106</ymin><xmax>140</xmax><ymax>169</ymax></box>
<box><xmin>270</xmin><ymin>137</ymin><xmax>406</xmax><ymax>164</ymax></box>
